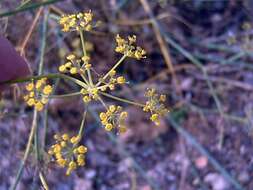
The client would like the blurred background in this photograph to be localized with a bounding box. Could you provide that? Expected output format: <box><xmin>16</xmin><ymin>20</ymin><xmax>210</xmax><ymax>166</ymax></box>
<box><xmin>0</xmin><ymin>0</ymin><xmax>253</xmax><ymax>189</ymax></box>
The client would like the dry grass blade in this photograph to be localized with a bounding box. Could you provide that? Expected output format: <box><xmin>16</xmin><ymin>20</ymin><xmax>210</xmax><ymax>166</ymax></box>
<box><xmin>0</xmin><ymin>0</ymin><xmax>63</xmax><ymax>18</ymax></box>
<box><xmin>139</xmin><ymin>0</ymin><xmax>182</xmax><ymax>96</ymax></box>
<box><xmin>168</xmin><ymin>116</ymin><xmax>245</xmax><ymax>190</ymax></box>
<box><xmin>19</xmin><ymin>7</ymin><xmax>43</xmax><ymax>58</ymax></box>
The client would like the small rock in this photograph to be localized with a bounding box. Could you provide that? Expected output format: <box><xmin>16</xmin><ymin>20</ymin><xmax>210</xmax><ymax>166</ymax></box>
<box><xmin>204</xmin><ymin>173</ymin><xmax>230</xmax><ymax>190</ymax></box>
<box><xmin>74</xmin><ymin>178</ymin><xmax>92</xmax><ymax>190</ymax></box>
<box><xmin>238</xmin><ymin>171</ymin><xmax>250</xmax><ymax>183</ymax></box>
<box><xmin>85</xmin><ymin>169</ymin><xmax>96</xmax><ymax>179</ymax></box>
<box><xmin>195</xmin><ymin>156</ymin><xmax>208</xmax><ymax>169</ymax></box>
<box><xmin>140</xmin><ymin>185</ymin><xmax>152</xmax><ymax>190</ymax></box>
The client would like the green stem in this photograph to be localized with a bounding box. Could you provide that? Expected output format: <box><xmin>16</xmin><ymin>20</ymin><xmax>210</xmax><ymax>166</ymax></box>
<box><xmin>48</xmin><ymin>92</ymin><xmax>81</xmax><ymax>99</ymax></box>
<box><xmin>78</xmin><ymin>111</ymin><xmax>87</xmax><ymax>138</ymax></box>
<box><xmin>96</xmin><ymin>55</ymin><xmax>127</xmax><ymax>87</ymax></box>
<box><xmin>17</xmin><ymin>0</ymin><xmax>32</xmax><ymax>9</ymax></box>
<box><xmin>80</xmin><ymin>73</ymin><xmax>90</xmax><ymax>85</ymax></box>
<box><xmin>0</xmin><ymin>0</ymin><xmax>63</xmax><ymax>18</ymax></box>
<box><xmin>10</xmin><ymin>111</ymin><xmax>38</xmax><ymax>190</ymax></box>
<box><xmin>39</xmin><ymin>172</ymin><xmax>49</xmax><ymax>190</ymax></box>
<box><xmin>97</xmin><ymin>96</ymin><xmax>108</xmax><ymax>109</ymax></box>
<box><xmin>100</xmin><ymin>92</ymin><xmax>145</xmax><ymax>107</ymax></box>
<box><xmin>79</xmin><ymin>30</ymin><xmax>93</xmax><ymax>86</ymax></box>
<box><xmin>35</xmin><ymin>10</ymin><xmax>49</xmax><ymax>189</ymax></box>
<box><xmin>168</xmin><ymin>116</ymin><xmax>244</xmax><ymax>190</ymax></box>
<box><xmin>221</xmin><ymin>51</ymin><xmax>245</xmax><ymax>65</ymax></box>
<box><xmin>2</xmin><ymin>73</ymin><xmax>88</xmax><ymax>88</ymax></box>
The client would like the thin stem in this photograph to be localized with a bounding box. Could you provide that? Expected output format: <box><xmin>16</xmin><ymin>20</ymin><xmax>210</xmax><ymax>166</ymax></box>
<box><xmin>36</xmin><ymin>10</ymin><xmax>49</xmax><ymax>189</ymax></box>
<box><xmin>78</xmin><ymin>111</ymin><xmax>87</xmax><ymax>138</ymax></box>
<box><xmin>162</xmin><ymin>28</ymin><xmax>226</xmax><ymax>148</ymax></box>
<box><xmin>60</xmin><ymin>74</ymin><xmax>88</xmax><ymax>88</ymax></box>
<box><xmin>79</xmin><ymin>30</ymin><xmax>93</xmax><ymax>86</ymax></box>
<box><xmin>97</xmin><ymin>84</ymin><xmax>110</xmax><ymax>90</ymax></box>
<box><xmin>100</xmin><ymin>92</ymin><xmax>145</xmax><ymax>107</ymax></box>
<box><xmin>42</xmin><ymin>78</ymin><xmax>60</xmax><ymax>149</ymax></box>
<box><xmin>17</xmin><ymin>0</ymin><xmax>32</xmax><ymax>9</ymax></box>
<box><xmin>97</xmin><ymin>95</ymin><xmax>108</xmax><ymax>109</ymax></box>
<box><xmin>10</xmin><ymin>111</ymin><xmax>38</xmax><ymax>190</ymax></box>
<box><xmin>48</xmin><ymin>92</ymin><xmax>81</xmax><ymax>99</ymax></box>
<box><xmin>80</xmin><ymin>73</ymin><xmax>90</xmax><ymax>85</ymax></box>
<box><xmin>0</xmin><ymin>0</ymin><xmax>62</xmax><ymax>18</ymax></box>
<box><xmin>79</xmin><ymin>30</ymin><xmax>87</xmax><ymax>57</ymax></box>
<box><xmin>96</xmin><ymin>55</ymin><xmax>127</xmax><ymax>87</ymax></box>
<box><xmin>2</xmin><ymin>73</ymin><xmax>88</xmax><ymax>88</ymax></box>
<box><xmin>39</xmin><ymin>172</ymin><xmax>49</xmax><ymax>190</ymax></box>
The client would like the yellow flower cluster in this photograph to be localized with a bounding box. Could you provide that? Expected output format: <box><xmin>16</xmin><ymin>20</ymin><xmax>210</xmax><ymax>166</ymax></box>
<box><xmin>58</xmin><ymin>54</ymin><xmax>91</xmax><ymax>75</ymax></box>
<box><xmin>59</xmin><ymin>10</ymin><xmax>93</xmax><ymax>32</ymax></box>
<box><xmin>80</xmin><ymin>87</ymin><xmax>99</xmax><ymax>103</ymax></box>
<box><xmin>23</xmin><ymin>78</ymin><xmax>52</xmax><ymax>111</ymax></box>
<box><xmin>143</xmin><ymin>88</ymin><xmax>169</xmax><ymax>126</ymax></box>
<box><xmin>99</xmin><ymin>105</ymin><xmax>128</xmax><ymax>134</ymax></box>
<box><xmin>115</xmin><ymin>34</ymin><xmax>146</xmax><ymax>60</ymax></box>
<box><xmin>48</xmin><ymin>133</ymin><xmax>88</xmax><ymax>175</ymax></box>
<box><xmin>98</xmin><ymin>70</ymin><xmax>126</xmax><ymax>91</ymax></box>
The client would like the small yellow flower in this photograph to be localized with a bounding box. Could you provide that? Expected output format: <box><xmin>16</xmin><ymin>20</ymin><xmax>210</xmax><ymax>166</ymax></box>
<box><xmin>29</xmin><ymin>91</ymin><xmax>35</xmax><ymax>97</ymax></box>
<box><xmin>109</xmin><ymin>84</ymin><xmax>115</xmax><ymax>90</ymax></box>
<box><xmin>150</xmin><ymin>114</ymin><xmax>160</xmax><ymax>126</ymax></box>
<box><xmin>25</xmin><ymin>83</ymin><xmax>34</xmax><ymax>91</ymax></box>
<box><xmin>105</xmin><ymin>123</ymin><xmax>113</xmax><ymax>131</ymax></box>
<box><xmin>43</xmin><ymin>85</ymin><xmax>53</xmax><ymax>95</ymax></box>
<box><xmin>70</xmin><ymin>67</ymin><xmax>78</xmax><ymax>74</ymax></box>
<box><xmin>77</xmin><ymin>160</ymin><xmax>85</xmax><ymax>166</ymax></box>
<box><xmin>59</xmin><ymin>65</ymin><xmax>66</xmax><ymax>72</ymax></box>
<box><xmin>55</xmin><ymin>152</ymin><xmax>62</xmax><ymax>159</ymax></box>
<box><xmin>159</xmin><ymin>95</ymin><xmax>166</xmax><ymax>102</ymax></box>
<box><xmin>53</xmin><ymin>144</ymin><xmax>61</xmax><ymax>153</ymax></box>
<box><xmin>35</xmin><ymin>102</ymin><xmax>44</xmax><ymax>111</ymax></box>
<box><xmin>69</xmin><ymin>161</ymin><xmax>77</xmax><ymax>168</ymax></box>
<box><xmin>65</xmin><ymin>62</ymin><xmax>72</xmax><ymax>67</ymax></box>
<box><xmin>70</xmin><ymin>135</ymin><xmax>80</xmax><ymax>144</ymax></box>
<box><xmin>41</xmin><ymin>97</ymin><xmax>48</xmax><ymax>104</ymax></box>
<box><xmin>83</xmin><ymin>95</ymin><xmax>91</xmax><ymax>103</ymax></box>
<box><xmin>84</xmin><ymin>64</ymin><xmax>91</xmax><ymax>69</ymax></box>
<box><xmin>77</xmin><ymin>156</ymin><xmax>85</xmax><ymax>166</ymax></box>
<box><xmin>81</xmin><ymin>55</ymin><xmax>90</xmax><ymax>63</ymax></box>
<box><xmin>117</xmin><ymin>76</ymin><xmax>126</xmax><ymax>84</ymax></box>
<box><xmin>27</xmin><ymin>98</ymin><xmax>35</xmax><ymax>106</ymax></box>
<box><xmin>77</xmin><ymin>145</ymin><xmax>87</xmax><ymax>154</ymax></box>
<box><xmin>109</xmin><ymin>105</ymin><xmax>116</xmax><ymax>113</ymax></box>
<box><xmin>67</xmin><ymin>54</ymin><xmax>76</xmax><ymax>60</ymax></box>
<box><xmin>61</xmin><ymin>141</ymin><xmax>67</xmax><ymax>147</ymax></box>
<box><xmin>109</xmin><ymin>70</ymin><xmax>116</xmax><ymax>77</ymax></box>
<box><xmin>62</xmin><ymin>133</ymin><xmax>69</xmax><ymax>141</ymax></box>
<box><xmin>99</xmin><ymin>112</ymin><xmax>107</xmax><ymax>120</ymax></box>
<box><xmin>57</xmin><ymin>158</ymin><xmax>67</xmax><ymax>167</ymax></box>
<box><xmin>120</xmin><ymin>111</ymin><xmax>128</xmax><ymax>119</ymax></box>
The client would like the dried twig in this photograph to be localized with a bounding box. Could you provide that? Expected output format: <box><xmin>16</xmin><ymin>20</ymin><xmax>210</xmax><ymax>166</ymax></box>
<box><xmin>19</xmin><ymin>7</ymin><xmax>43</xmax><ymax>57</ymax></box>
<box><xmin>139</xmin><ymin>0</ymin><xmax>182</xmax><ymax>96</ymax></box>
